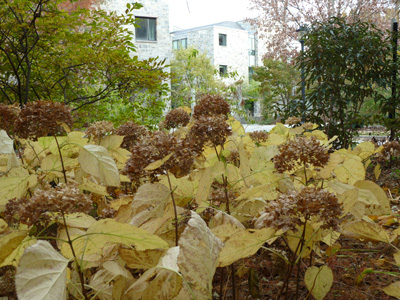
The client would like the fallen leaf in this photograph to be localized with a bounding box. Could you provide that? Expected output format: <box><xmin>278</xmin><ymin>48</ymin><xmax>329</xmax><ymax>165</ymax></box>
<box><xmin>304</xmin><ymin>265</ymin><xmax>333</xmax><ymax>300</ymax></box>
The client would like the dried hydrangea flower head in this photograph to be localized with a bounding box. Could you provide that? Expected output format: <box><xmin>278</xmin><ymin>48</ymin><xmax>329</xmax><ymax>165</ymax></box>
<box><xmin>258</xmin><ymin>187</ymin><xmax>342</xmax><ymax>232</ymax></box>
<box><xmin>249</xmin><ymin>130</ymin><xmax>269</xmax><ymax>144</ymax></box>
<box><xmin>85</xmin><ymin>121</ymin><xmax>115</xmax><ymax>141</ymax></box>
<box><xmin>4</xmin><ymin>184</ymin><xmax>92</xmax><ymax>227</ymax></box>
<box><xmin>115</xmin><ymin>121</ymin><xmax>148</xmax><ymax>152</ymax></box>
<box><xmin>14</xmin><ymin>101</ymin><xmax>73</xmax><ymax>140</ymax></box>
<box><xmin>376</xmin><ymin>141</ymin><xmax>400</xmax><ymax>164</ymax></box>
<box><xmin>159</xmin><ymin>108</ymin><xmax>190</xmax><ymax>130</ymax></box>
<box><xmin>285</xmin><ymin>116</ymin><xmax>302</xmax><ymax>126</ymax></box>
<box><xmin>0</xmin><ymin>104</ymin><xmax>20</xmax><ymax>137</ymax></box>
<box><xmin>192</xmin><ymin>94</ymin><xmax>230</xmax><ymax>119</ymax></box>
<box><xmin>188</xmin><ymin>115</ymin><xmax>232</xmax><ymax>154</ymax></box>
<box><xmin>274</xmin><ymin>136</ymin><xmax>329</xmax><ymax>173</ymax></box>
<box><xmin>123</xmin><ymin>130</ymin><xmax>196</xmax><ymax>185</ymax></box>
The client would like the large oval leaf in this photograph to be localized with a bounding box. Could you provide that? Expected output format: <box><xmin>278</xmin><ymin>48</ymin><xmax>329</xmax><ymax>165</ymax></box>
<box><xmin>16</xmin><ymin>240</ymin><xmax>69</xmax><ymax>300</ymax></box>
<box><xmin>78</xmin><ymin>144</ymin><xmax>120</xmax><ymax>186</ymax></box>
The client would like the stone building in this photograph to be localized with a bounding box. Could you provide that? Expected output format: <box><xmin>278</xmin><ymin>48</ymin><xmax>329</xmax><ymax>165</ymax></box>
<box><xmin>104</xmin><ymin>0</ymin><xmax>171</xmax><ymax>67</ymax></box>
<box><xmin>171</xmin><ymin>21</ymin><xmax>263</xmax><ymax>118</ymax></box>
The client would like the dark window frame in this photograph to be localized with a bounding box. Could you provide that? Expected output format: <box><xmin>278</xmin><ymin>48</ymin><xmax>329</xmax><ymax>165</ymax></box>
<box><xmin>219</xmin><ymin>33</ymin><xmax>227</xmax><ymax>46</ymax></box>
<box><xmin>219</xmin><ymin>65</ymin><xmax>228</xmax><ymax>77</ymax></box>
<box><xmin>135</xmin><ymin>17</ymin><xmax>157</xmax><ymax>41</ymax></box>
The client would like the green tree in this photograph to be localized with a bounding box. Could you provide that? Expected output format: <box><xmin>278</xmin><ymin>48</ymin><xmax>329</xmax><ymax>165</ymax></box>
<box><xmin>0</xmin><ymin>0</ymin><xmax>169</xmax><ymax>110</ymax></box>
<box><xmin>252</xmin><ymin>58</ymin><xmax>299</xmax><ymax>120</ymax></box>
<box><xmin>170</xmin><ymin>47</ymin><xmax>225</xmax><ymax>108</ymax></box>
<box><xmin>299</xmin><ymin>17</ymin><xmax>392</xmax><ymax>148</ymax></box>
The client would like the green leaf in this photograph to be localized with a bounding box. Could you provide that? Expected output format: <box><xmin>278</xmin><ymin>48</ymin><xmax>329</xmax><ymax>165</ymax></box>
<box><xmin>78</xmin><ymin>144</ymin><xmax>120</xmax><ymax>187</ymax></box>
<box><xmin>16</xmin><ymin>240</ymin><xmax>69</xmax><ymax>300</ymax></box>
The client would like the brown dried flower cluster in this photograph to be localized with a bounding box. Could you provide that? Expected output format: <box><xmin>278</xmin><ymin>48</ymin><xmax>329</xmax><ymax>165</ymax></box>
<box><xmin>0</xmin><ymin>104</ymin><xmax>20</xmax><ymax>136</ymax></box>
<box><xmin>192</xmin><ymin>94</ymin><xmax>230</xmax><ymax>119</ymax></box>
<box><xmin>302</xmin><ymin>122</ymin><xmax>315</xmax><ymax>130</ymax></box>
<box><xmin>285</xmin><ymin>116</ymin><xmax>301</xmax><ymax>125</ymax></box>
<box><xmin>226</xmin><ymin>149</ymin><xmax>240</xmax><ymax>167</ymax></box>
<box><xmin>85</xmin><ymin>121</ymin><xmax>115</xmax><ymax>140</ymax></box>
<box><xmin>208</xmin><ymin>180</ymin><xmax>237</xmax><ymax>206</ymax></box>
<box><xmin>376</xmin><ymin>141</ymin><xmax>400</xmax><ymax>164</ymax></box>
<box><xmin>3</xmin><ymin>184</ymin><xmax>92</xmax><ymax>226</ymax></box>
<box><xmin>274</xmin><ymin>136</ymin><xmax>329</xmax><ymax>173</ymax></box>
<box><xmin>249</xmin><ymin>130</ymin><xmax>269</xmax><ymax>144</ymax></box>
<box><xmin>188</xmin><ymin>115</ymin><xmax>232</xmax><ymax>154</ymax></box>
<box><xmin>14</xmin><ymin>101</ymin><xmax>73</xmax><ymax>140</ymax></box>
<box><xmin>159</xmin><ymin>108</ymin><xmax>190</xmax><ymax>130</ymax></box>
<box><xmin>123</xmin><ymin>131</ymin><xmax>196</xmax><ymax>184</ymax></box>
<box><xmin>259</xmin><ymin>187</ymin><xmax>342</xmax><ymax>231</ymax></box>
<box><xmin>115</xmin><ymin>121</ymin><xmax>148</xmax><ymax>152</ymax></box>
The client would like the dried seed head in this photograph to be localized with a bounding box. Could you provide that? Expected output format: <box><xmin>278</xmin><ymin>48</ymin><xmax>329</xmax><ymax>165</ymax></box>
<box><xmin>123</xmin><ymin>131</ymin><xmax>196</xmax><ymax>185</ymax></box>
<box><xmin>192</xmin><ymin>94</ymin><xmax>230</xmax><ymax>119</ymax></box>
<box><xmin>85</xmin><ymin>121</ymin><xmax>115</xmax><ymax>140</ymax></box>
<box><xmin>259</xmin><ymin>187</ymin><xmax>342</xmax><ymax>231</ymax></box>
<box><xmin>187</xmin><ymin>115</ymin><xmax>232</xmax><ymax>154</ymax></box>
<box><xmin>274</xmin><ymin>136</ymin><xmax>329</xmax><ymax>173</ymax></box>
<box><xmin>116</xmin><ymin>121</ymin><xmax>148</xmax><ymax>152</ymax></box>
<box><xmin>0</xmin><ymin>104</ymin><xmax>20</xmax><ymax>137</ymax></box>
<box><xmin>4</xmin><ymin>184</ymin><xmax>92</xmax><ymax>226</ymax></box>
<box><xmin>285</xmin><ymin>116</ymin><xmax>301</xmax><ymax>126</ymax></box>
<box><xmin>159</xmin><ymin>108</ymin><xmax>190</xmax><ymax>130</ymax></box>
<box><xmin>14</xmin><ymin>101</ymin><xmax>73</xmax><ymax>140</ymax></box>
<box><xmin>249</xmin><ymin>130</ymin><xmax>269</xmax><ymax>144</ymax></box>
<box><xmin>376</xmin><ymin>141</ymin><xmax>400</xmax><ymax>164</ymax></box>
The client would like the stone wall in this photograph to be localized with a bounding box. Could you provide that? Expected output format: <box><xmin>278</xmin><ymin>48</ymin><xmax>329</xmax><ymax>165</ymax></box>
<box><xmin>103</xmin><ymin>0</ymin><xmax>171</xmax><ymax>68</ymax></box>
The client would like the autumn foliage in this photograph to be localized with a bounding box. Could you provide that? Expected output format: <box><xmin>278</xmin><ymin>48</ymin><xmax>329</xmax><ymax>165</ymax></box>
<box><xmin>0</xmin><ymin>98</ymin><xmax>399</xmax><ymax>299</ymax></box>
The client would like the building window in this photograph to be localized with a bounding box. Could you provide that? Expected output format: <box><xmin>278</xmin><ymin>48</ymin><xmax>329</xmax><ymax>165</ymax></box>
<box><xmin>219</xmin><ymin>34</ymin><xmax>227</xmax><ymax>46</ymax></box>
<box><xmin>135</xmin><ymin>17</ymin><xmax>156</xmax><ymax>41</ymax></box>
<box><xmin>219</xmin><ymin>65</ymin><xmax>228</xmax><ymax>76</ymax></box>
<box><xmin>172</xmin><ymin>38</ymin><xmax>187</xmax><ymax>49</ymax></box>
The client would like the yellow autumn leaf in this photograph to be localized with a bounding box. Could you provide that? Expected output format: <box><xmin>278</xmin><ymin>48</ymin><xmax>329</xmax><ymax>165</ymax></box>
<box><xmin>211</xmin><ymin>223</ymin><xmax>245</xmax><ymax>243</ymax></box>
<box><xmin>178</xmin><ymin>212</ymin><xmax>223</xmax><ymax>299</ymax></box>
<box><xmin>228</xmin><ymin>116</ymin><xmax>245</xmax><ymax>135</ymax></box>
<box><xmin>352</xmin><ymin>141</ymin><xmax>376</xmax><ymax>160</ymax></box>
<box><xmin>144</xmin><ymin>152</ymin><xmax>174</xmax><ymax>171</ymax></box>
<box><xmin>374</xmin><ymin>164</ymin><xmax>381</xmax><ymax>180</ymax></box>
<box><xmin>0</xmin><ymin>219</ymin><xmax>7</xmax><ymax>233</ymax></box>
<box><xmin>270</xmin><ymin>123</ymin><xmax>290</xmax><ymax>136</ymax></box>
<box><xmin>393</xmin><ymin>251</ymin><xmax>400</xmax><ymax>266</ymax></box>
<box><xmin>218</xmin><ymin>228</ymin><xmax>275</xmax><ymax>267</ymax></box>
<box><xmin>334</xmin><ymin>158</ymin><xmax>365</xmax><ymax>185</ymax></box>
<box><xmin>341</xmin><ymin>219</ymin><xmax>390</xmax><ymax>243</ymax></box>
<box><xmin>124</xmin><ymin>247</ymin><xmax>182</xmax><ymax>300</ymax></box>
<box><xmin>232</xmin><ymin>198</ymin><xmax>267</xmax><ymax>222</ymax></box>
<box><xmin>61</xmin><ymin>219</ymin><xmax>169</xmax><ymax>268</ymax></box>
<box><xmin>78</xmin><ymin>144</ymin><xmax>120</xmax><ymax>187</ymax></box>
<box><xmin>16</xmin><ymin>240</ymin><xmax>69</xmax><ymax>300</ymax></box>
<box><xmin>265</xmin><ymin>133</ymin><xmax>287</xmax><ymax>146</ymax></box>
<box><xmin>194</xmin><ymin>161</ymin><xmax>225</xmax><ymax>204</ymax></box>
<box><xmin>0</xmin><ymin>166</ymin><xmax>37</xmax><ymax>209</ymax></box>
<box><xmin>304</xmin><ymin>265</ymin><xmax>333</xmax><ymax>300</ymax></box>
<box><xmin>62</xmin><ymin>213</ymin><xmax>96</xmax><ymax>229</ymax></box>
<box><xmin>354</xmin><ymin>180</ymin><xmax>391</xmax><ymax>215</ymax></box>
<box><xmin>382</xmin><ymin>281</ymin><xmax>400</xmax><ymax>298</ymax></box>
<box><xmin>129</xmin><ymin>183</ymin><xmax>170</xmax><ymax>227</ymax></box>
<box><xmin>119</xmin><ymin>247</ymin><xmax>165</xmax><ymax>270</ymax></box>
<box><xmin>90</xmin><ymin>261</ymin><xmax>133</xmax><ymax>300</ymax></box>
<box><xmin>287</xmin><ymin>223</ymin><xmax>317</xmax><ymax>258</ymax></box>
<box><xmin>160</xmin><ymin>174</ymin><xmax>195</xmax><ymax>206</ymax></box>
<box><xmin>317</xmin><ymin>152</ymin><xmax>343</xmax><ymax>179</ymax></box>
<box><xmin>79</xmin><ymin>179</ymin><xmax>109</xmax><ymax>196</ymax></box>
<box><xmin>40</xmin><ymin>153</ymin><xmax>78</xmax><ymax>176</ymax></box>
<box><xmin>0</xmin><ymin>233</ymin><xmax>36</xmax><ymax>268</ymax></box>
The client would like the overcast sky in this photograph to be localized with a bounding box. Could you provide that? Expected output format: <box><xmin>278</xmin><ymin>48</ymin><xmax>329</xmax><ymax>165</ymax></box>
<box><xmin>169</xmin><ymin>0</ymin><xmax>259</xmax><ymax>31</ymax></box>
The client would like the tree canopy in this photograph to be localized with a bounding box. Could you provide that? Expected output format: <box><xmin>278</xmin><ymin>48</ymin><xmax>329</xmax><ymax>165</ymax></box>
<box><xmin>249</xmin><ymin>0</ymin><xmax>394</xmax><ymax>59</ymax></box>
<box><xmin>0</xmin><ymin>0</ymin><xmax>169</xmax><ymax>109</ymax></box>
